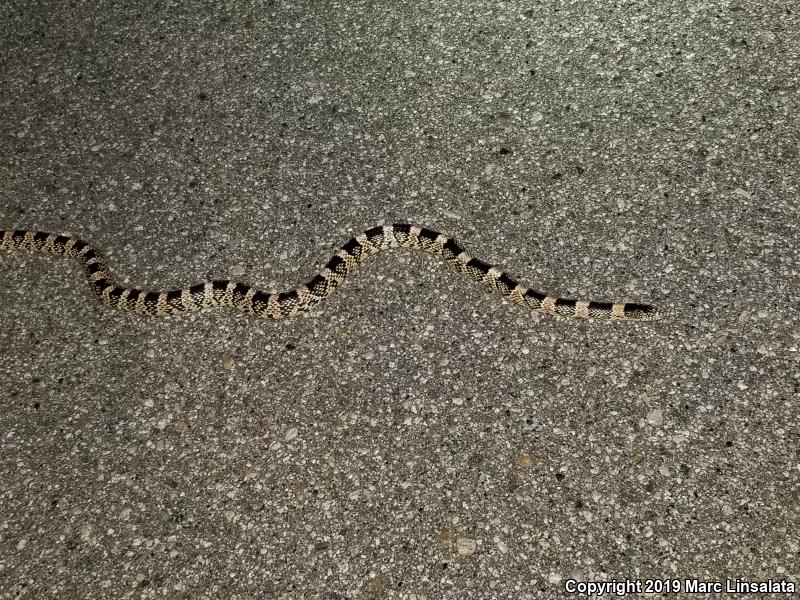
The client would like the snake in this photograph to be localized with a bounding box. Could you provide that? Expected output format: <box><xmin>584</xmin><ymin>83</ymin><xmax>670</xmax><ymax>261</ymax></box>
<box><xmin>0</xmin><ymin>224</ymin><xmax>665</xmax><ymax>321</ymax></box>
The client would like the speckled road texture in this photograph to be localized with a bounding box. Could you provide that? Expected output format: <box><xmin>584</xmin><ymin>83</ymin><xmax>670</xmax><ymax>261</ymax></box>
<box><xmin>0</xmin><ymin>1</ymin><xmax>797</xmax><ymax>599</ymax></box>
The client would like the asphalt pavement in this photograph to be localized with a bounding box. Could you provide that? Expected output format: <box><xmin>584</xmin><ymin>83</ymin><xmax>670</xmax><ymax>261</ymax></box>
<box><xmin>0</xmin><ymin>1</ymin><xmax>798</xmax><ymax>598</ymax></box>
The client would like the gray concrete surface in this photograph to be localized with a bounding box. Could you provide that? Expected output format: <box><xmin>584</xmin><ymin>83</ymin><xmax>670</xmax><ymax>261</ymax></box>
<box><xmin>1</xmin><ymin>1</ymin><xmax>798</xmax><ymax>599</ymax></box>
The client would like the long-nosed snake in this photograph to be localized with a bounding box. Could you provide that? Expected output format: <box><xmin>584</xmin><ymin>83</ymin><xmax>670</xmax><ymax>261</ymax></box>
<box><xmin>0</xmin><ymin>224</ymin><xmax>665</xmax><ymax>321</ymax></box>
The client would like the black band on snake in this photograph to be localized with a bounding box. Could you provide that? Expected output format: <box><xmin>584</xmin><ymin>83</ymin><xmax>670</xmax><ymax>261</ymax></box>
<box><xmin>1</xmin><ymin>225</ymin><xmax>665</xmax><ymax>321</ymax></box>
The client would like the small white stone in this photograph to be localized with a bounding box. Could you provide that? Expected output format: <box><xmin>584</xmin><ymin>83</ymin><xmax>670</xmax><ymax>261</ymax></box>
<box><xmin>646</xmin><ymin>409</ymin><xmax>664</xmax><ymax>426</ymax></box>
<box><xmin>285</xmin><ymin>428</ymin><xmax>298</xmax><ymax>441</ymax></box>
<box><xmin>456</xmin><ymin>538</ymin><xmax>477</xmax><ymax>555</ymax></box>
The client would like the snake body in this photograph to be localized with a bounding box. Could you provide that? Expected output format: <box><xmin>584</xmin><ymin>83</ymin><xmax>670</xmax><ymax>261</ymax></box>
<box><xmin>1</xmin><ymin>224</ymin><xmax>665</xmax><ymax>321</ymax></box>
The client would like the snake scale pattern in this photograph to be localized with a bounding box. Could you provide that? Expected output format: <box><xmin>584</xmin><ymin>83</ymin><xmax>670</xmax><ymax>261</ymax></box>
<box><xmin>1</xmin><ymin>224</ymin><xmax>665</xmax><ymax>321</ymax></box>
